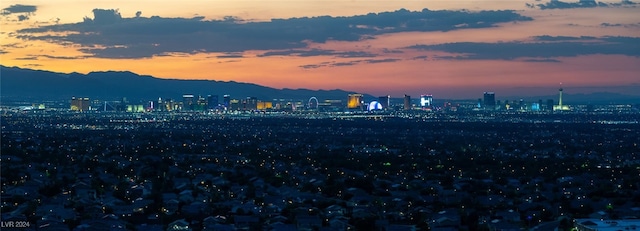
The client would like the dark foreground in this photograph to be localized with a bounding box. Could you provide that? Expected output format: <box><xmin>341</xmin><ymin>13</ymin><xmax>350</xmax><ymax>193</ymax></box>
<box><xmin>1</xmin><ymin>112</ymin><xmax>639</xmax><ymax>230</ymax></box>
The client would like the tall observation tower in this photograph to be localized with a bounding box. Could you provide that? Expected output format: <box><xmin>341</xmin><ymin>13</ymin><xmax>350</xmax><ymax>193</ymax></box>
<box><xmin>558</xmin><ymin>88</ymin><xmax>563</xmax><ymax>107</ymax></box>
<box><xmin>553</xmin><ymin>85</ymin><xmax>570</xmax><ymax>111</ymax></box>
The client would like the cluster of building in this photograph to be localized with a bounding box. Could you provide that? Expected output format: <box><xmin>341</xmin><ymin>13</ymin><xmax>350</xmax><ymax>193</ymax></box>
<box><xmin>65</xmin><ymin>88</ymin><xmax>577</xmax><ymax>114</ymax></box>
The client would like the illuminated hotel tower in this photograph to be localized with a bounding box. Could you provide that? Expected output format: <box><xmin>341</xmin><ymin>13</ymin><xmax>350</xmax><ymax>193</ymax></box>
<box><xmin>71</xmin><ymin>96</ymin><xmax>90</xmax><ymax>111</ymax></box>
<box><xmin>420</xmin><ymin>94</ymin><xmax>433</xmax><ymax>107</ymax></box>
<box><xmin>347</xmin><ymin>93</ymin><xmax>363</xmax><ymax>109</ymax></box>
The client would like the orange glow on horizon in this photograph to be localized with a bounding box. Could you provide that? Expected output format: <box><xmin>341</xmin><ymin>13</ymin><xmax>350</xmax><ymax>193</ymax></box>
<box><xmin>2</xmin><ymin>1</ymin><xmax>639</xmax><ymax>98</ymax></box>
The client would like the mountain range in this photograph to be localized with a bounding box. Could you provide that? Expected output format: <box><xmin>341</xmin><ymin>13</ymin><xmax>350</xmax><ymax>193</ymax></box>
<box><xmin>0</xmin><ymin>65</ymin><xmax>363</xmax><ymax>102</ymax></box>
<box><xmin>1</xmin><ymin>65</ymin><xmax>639</xmax><ymax>104</ymax></box>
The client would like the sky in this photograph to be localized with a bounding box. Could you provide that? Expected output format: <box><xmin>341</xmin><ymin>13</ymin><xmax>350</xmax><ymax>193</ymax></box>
<box><xmin>1</xmin><ymin>0</ymin><xmax>639</xmax><ymax>99</ymax></box>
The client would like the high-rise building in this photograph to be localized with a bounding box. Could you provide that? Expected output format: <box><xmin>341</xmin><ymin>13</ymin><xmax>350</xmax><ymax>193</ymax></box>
<box><xmin>183</xmin><ymin>94</ymin><xmax>195</xmax><ymax>111</ymax></box>
<box><xmin>257</xmin><ymin>101</ymin><xmax>273</xmax><ymax>110</ymax></box>
<box><xmin>347</xmin><ymin>94</ymin><xmax>363</xmax><ymax>109</ymax></box>
<box><xmin>229</xmin><ymin>99</ymin><xmax>240</xmax><ymax>111</ymax></box>
<box><xmin>403</xmin><ymin>95</ymin><xmax>411</xmax><ymax>110</ymax></box>
<box><xmin>519</xmin><ymin>99</ymin><xmax>525</xmax><ymax>111</ymax></box>
<box><xmin>207</xmin><ymin>95</ymin><xmax>218</xmax><ymax>109</ymax></box>
<box><xmin>531</xmin><ymin>102</ymin><xmax>540</xmax><ymax>111</ymax></box>
<box><xmin>196</xmin><ymin>96</ymin><xmax>208</xmax><ymax>111</ymax></box>
<box><xmin>378</xmin><ymin>96</ymin><xmax>390</xmax><ymax>109</ymax></box>
<box><xmin>243</xmin><ymin>97</ymin><xmax>258</xmax><ymax>110</ymax></box>
<box><xmin>420</xmin><ymin>94</ymin><xmax>433</xmax><ymax>108</ymax></box>
<box><xmin>483</xmin><ymin>92</ymin><xmax>496</xmax><ymax>110</ymax></box>
<box><xmin>70</xmin><ymin>96</ymin><xmax>90</xmax><ymax>111</ymax></box>
<box><xmin>223</xmin><ymin>95</ymin><xmax>231</xmax><ymax>108</ymax></box>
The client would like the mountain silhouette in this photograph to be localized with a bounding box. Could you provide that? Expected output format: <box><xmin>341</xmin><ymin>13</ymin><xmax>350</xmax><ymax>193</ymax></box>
<box><xmin>2</xmin><ymin>65</ymin><xmax>638</xmax><ymax>104</ymax></box>
<box><xmin>0</xmin><ymin>65</ymin><xmax>366</xmax><ymax>102</ymax></box>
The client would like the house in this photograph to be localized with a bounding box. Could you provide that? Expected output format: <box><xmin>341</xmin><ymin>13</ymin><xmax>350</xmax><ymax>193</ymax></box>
<box><xmin>296</xmin><ymin>215</ymin><xmax>322</xmax><ymax>231</ymax></box>
<box><xmin>233</xmin><ymin>215</ymin><xmax>259</xmax><ymax>230</ymax></box>
<box><xmin>167</xmin><ymin>219</ymin><xmax>192</xmax><ymax>231</ymax></box>
<box><xmin>163</xmin><ymin>199</ymin><xmax>180</xmax><ymax>215</ymax></box>
<box><xmin>328</xmin><ymin>217</ymin><xmax>350</xmax><ymax>231</ymax></box>
<box><xmin>386</xmin><ymin>224</ymin><xmax>417</xmax><ymax>231</ymax></box>
<box><xmin>495</xmin><ymin>210</ymin><xmax>521</xmax><ymax>223</ymax></box>
<box><xmin>135</xmin><ymin>224</ymin><xmax>163</xmax><ymax>231</ymax></box>
<box><xmin>574</xmin><ymin>219</ymin><xmax>640</xmax><ymax>231</ymax></box>
<box><xmin>487</xmin><ymin>219</ymin><xmax>521</xmax><ymax>231</ymax></box>
<box><xmin>36</xmin><ymin>203</ymin><xmax>76</xmax><ymax>221</ymax></box>
<box><xmin>203</xmin><ymin>224</ymin><xmax>234</xmax><ymax>231</ymax></box>
<box><xmin>72</xmin><ymin>181</ymin><xmax>96</xmax><ymax>201</ymax></box>
<box><xmin>325</xmin><ymin>204</ymin><xmax>347</xmax><ymax>217</ymax></box>
<box><xmin>181</xmin><ymin>202</ymin><xmax>205</xmax><ymax>217</ymax></box>
<box><xmin>269</xmin><ymin>223</ymin><xmax>298</xmax><ymax>231</ymax></box>
<box><xmin>430</xmin><ymin>209</ymin><xmax>461</xmax><ymax>229</ymax></box>
<box><xmin>178</xmin><ymin>190</ymin><xmax>195</xmax><ymax>203</ymax></box>
<box><xmin>37</xmin><ymin>218</ymin><xmax>70</xmax><ymax>231</ymax></box>
<box><xmin>74</xmin><ymin>214</ymin><xmax>128</xmax><ymax>231</ymax></box>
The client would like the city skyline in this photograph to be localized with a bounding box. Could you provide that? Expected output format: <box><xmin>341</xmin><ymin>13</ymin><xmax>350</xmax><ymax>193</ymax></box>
<box><xmin>1</xmin><ymin>0</ymin><xmax>639</xmax><ymax>99</ymax></box>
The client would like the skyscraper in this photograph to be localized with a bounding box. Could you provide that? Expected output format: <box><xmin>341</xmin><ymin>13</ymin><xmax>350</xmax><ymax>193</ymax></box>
<box><xmin>70</xmin><ymin>96</ymin><xmax>90</xmax><ymax>111</ymax></box>
<box><xmin>196</xmin><ymin>95</ymin><xmax>208</xmax><ymax>111</ymax></box>
<box><xmin>403</xmin><ymin>95</ymin><xmax>411</xmax><ymax>110</ymax></box>
<box><xmin>546</xmin><ymin>99</ymin><xmax>554</xmax><ymax>111</ymax></box>
<box><xmin>420</xmin><ymin>94</ymin><xmax>433</xmax><ymax>108</ymax></box>
<box><xmin>483</xmin><ymin>92</ymin><xmax>496</xmax><ymax>110</ymax></box>
<box><xmin>243</xmin><ymin>97</ymin><xmax>258</xmax><ymax>110</ymax></box>
<box><xmin>223</xmin><ymin>95</ymin><xmax>231</xmax><ymax>108</ymax></box>
<box><xmin>347</xmin><ymin>94</ymin><xmax>363</xmax><ymax>109</ymax></box>
<box><xmin>183</xmin><ymin>94</ymin><xmax>195</xmax><ymax>111</ymax></box>
<box><xmin>378</xmin><ymin>95</ymin><xmax>390</xmax><ymax>110</ymax></box>
<box><xmin>207</xmin><ymin>95</ymin><xmax>218</xmax><ymax>109</ymax></box>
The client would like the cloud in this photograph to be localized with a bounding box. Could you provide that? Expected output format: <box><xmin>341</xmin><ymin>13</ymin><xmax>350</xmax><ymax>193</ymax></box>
<box><xmin>364</xmin><ymin>58</ymin><xmax>401</xmax><ymax>63</ymax></box>
<box><xmin>1</xmin><ymin>4</ymin><xmax>37</xmax><ymax>15</ymax></box>
<box><xmin>300</xmin><ymin>64</ymin><xmax>324</xmax><ymax>69</ymax></box>
<box><xmin>16</xmin><ymin>8</ymin><xmax>532</xmax><ymax>58</ymax></box>
<box><xmin>1</xmin><ymin>4</ymin><xmax>37</xmax><ymax>21</ymax></box>
<box><xmin>258</xmin><ymin>49</ymin><xmax>377</xmax><ymax>58</ymax></box>
<box><xmin>216</xmin><ymin>55</ymin><xmax>244</xmax><ymax>59</ymax></box>
<box><xmin>299</xmin><ymin>58</ymin><xmax>402</xmax><ymax>69</ymax></box>
<box><xmin>0</xmin><ymin>49</ymin><xmax>8</xmax><ymax>54</ymax></box>
<box><xmin>412</xmin><ymin>55</ymin><xmax>428</xmax><ymax>60</ymax></box>
<box><xmin>407</xmin><ymin>36</ymin><xmax>640</xmax><ymax>61</ymax></box>
<box><xmin>522</xmin><ymin>58</ymin><xmax>562</xmax><ymax>62</ymax></box>
<box><xmin>40</xmin><ymin>55</ymin><xmax>89</xmax><ymax>60</ymax></box>
<box><xmin>15</xmin><ymin>56</ymin><xmax>38</xmax><ymax>60</ymax></box>
<box><xmin>259</xmin><ymin>49</ymin><xmax>341</xmax><ymax>57</ymax></box>
<box><xmin>337</xmin><ymin>51</ymin><xmax>377</xmax><ymax>58</ymax></box>
<box><xmin>1</xmin><ymin>43</ymin><xmax>27</xmax><ymax>48</ymax></box>
<box><xmin>13</xmin><ymin>54</ymin><xmax>90</xmax><ymax>60</ymax></box>
<box><xmin>532</xmin><ymin>0</ymin><xmax>637</xmax><ymax>10</ymax></box>
<box><xmin>601</xmin><ymin>22</ymin><xmax>640</xmax><ymax>28</ymax></box>
<box><xmin>382</xmin><ymin>48</ymin><xmax>404</xmax><ymax>54</ymax></box>
<box><xmin>17</xmin><ymin>15</ymin><xmax>29</xmax><ymax>21</ymax></box>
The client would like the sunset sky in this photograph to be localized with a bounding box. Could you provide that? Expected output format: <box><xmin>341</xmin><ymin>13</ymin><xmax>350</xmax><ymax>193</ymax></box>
<box><xmin>1</xmin><ymin>0</ymin><xmax>639</xmax><ymax>99</ymax></box>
